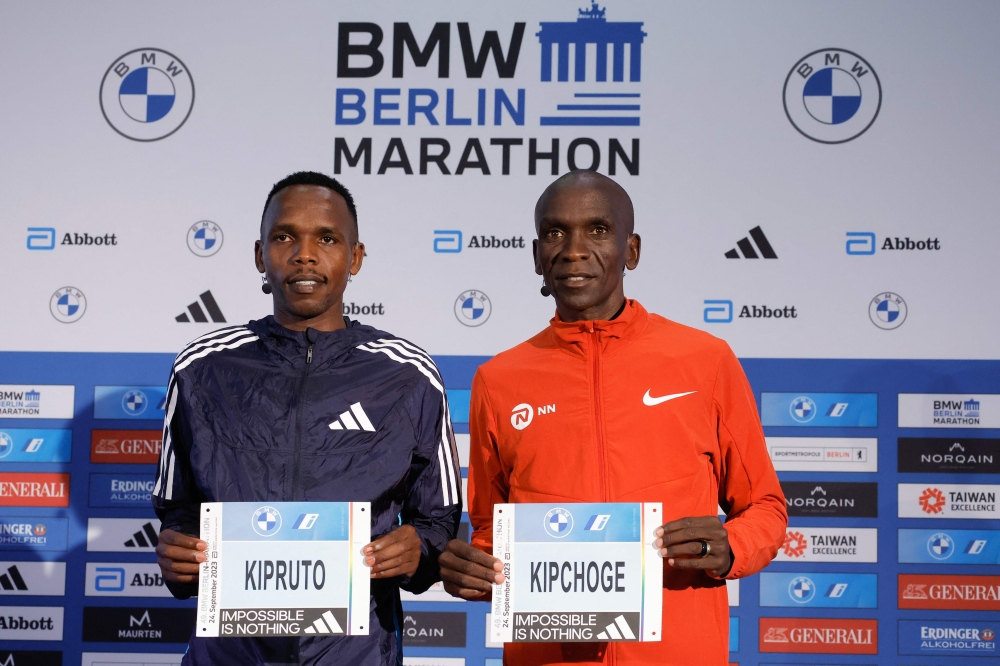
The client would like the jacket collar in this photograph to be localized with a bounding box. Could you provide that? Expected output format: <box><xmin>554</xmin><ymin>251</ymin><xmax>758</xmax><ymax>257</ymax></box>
<box><xmin>547</xmin><ymin>299</ymin><xmax>649</xmax><ymax>355</ymax></box>
<box><xmin>247</xmin><ymin>315</ymin><xmax>380</xmax><ymax>365</ymax></box>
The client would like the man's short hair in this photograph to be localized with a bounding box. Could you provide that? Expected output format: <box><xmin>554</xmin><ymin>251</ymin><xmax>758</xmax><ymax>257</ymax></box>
<box><xmin>260</xmin><ymin>171</ymin><xmax>358</xmax><ymax>238</ymax></box>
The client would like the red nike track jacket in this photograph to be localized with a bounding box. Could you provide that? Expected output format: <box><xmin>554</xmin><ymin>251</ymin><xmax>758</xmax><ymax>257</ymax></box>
<box><xmin>467</xmin><ymin>300</ymin><xmax>787</xmax><ymax>665</ymax></box>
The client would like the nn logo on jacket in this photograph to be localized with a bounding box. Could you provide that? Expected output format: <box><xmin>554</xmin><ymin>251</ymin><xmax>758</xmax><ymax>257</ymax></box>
<box><xmin>328</xmin><ymin>402</ymin><xmax>376</xmax><ymax>431</ymax></box>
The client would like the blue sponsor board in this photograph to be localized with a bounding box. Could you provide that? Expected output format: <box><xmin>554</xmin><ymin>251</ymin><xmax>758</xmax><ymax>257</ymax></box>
<box><xmin>220</xmin><ymin>501</ymin><xmax>352</xmax><ymax>541</ymax></box>
<box><xmin>759</xmin><ymin>572</ymin><xmax>877</xmax><ymax>608</ymax></box>
<box><xmin>729</xmin><ymin>617</ymin><xmax>738</xmax><ymax>652</ymax></box>
<box><xmin>0</xmin><ymin>428</ymin><xmax>72</xmax><ymax>463</ymax></box>
<box><xmin>88</xmin><ymin>473</ymin><xmax>156</xmax><ymax>508</ymax></box>
<box><xmin>0</xmin><ymin>516</ymin><xmax>68</xmax><ymax>551</ymax></box>
<box><xmin>899</xmin><ymin>528</ymin><xmax>1000</xmax><ymax>564</ymax></box>
<box><xmin>93</xmin><ymin>385</ymin><xmax>168</xmax><ymax>420</ymax></box>
<box><xmin>899</xmin><ymin>619</ymin><xmax>998</xmax><ymax>656</ymax></box>
<box><xmin>513</xmin><ymin>503</ymin><xmax>641</xmax><ymax>542</ymax></box>
<box><xmin>760</xmin><ymin>392</ymin><xmax>878</xmax><ymax>427</ymax></box>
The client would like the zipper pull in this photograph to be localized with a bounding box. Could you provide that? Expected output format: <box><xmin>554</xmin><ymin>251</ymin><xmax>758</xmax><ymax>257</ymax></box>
<box><xmin>306</xmin><ymin>346</ymin><xmax>313</xmax><ymax>364</ymax></box>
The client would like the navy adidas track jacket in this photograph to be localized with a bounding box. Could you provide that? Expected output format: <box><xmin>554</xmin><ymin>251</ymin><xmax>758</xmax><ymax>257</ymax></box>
<box><xmin>152</xmin><ymin>316</ymin><xmax>462</xmax><ymax>666</ymax></box>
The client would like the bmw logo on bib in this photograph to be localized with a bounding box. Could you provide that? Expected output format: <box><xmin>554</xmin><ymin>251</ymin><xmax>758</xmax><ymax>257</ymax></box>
<box><xmin>252</xmin><ymin>506</ymin><xmax>282</xmax><ymax>537</ymax></box>
<box><xmin>788</xmin><ymin>576</ymin><xmax>815</xmax><ymax>603</ymax></box>
<box><xmin>543</xmin><ymin>507</ymin><xmax>574</xmax><ymax>538</ymax></box>
<box><xmin>100</xmin><ymin>48</ymin><xmax>195</xmax><ymax>141</ymax></box>
<box><xmin>783</xmin><ymin>49</ymin><xmax>881</xmax><ymax>144</ymax></box>
<box><xmin>789</xmin><ymin>396</ymin><xmax>816</xmax><ymax>423</ymax></box>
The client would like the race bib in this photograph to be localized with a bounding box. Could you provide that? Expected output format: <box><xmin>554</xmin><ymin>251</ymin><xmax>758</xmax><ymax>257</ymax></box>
<box><xmin>196</xmin><ymin>501</ymin><xmax>370</xmax><ymax>638</ymax></box>
<box><xmin>491</xmin><ymin>502</ymin><xmax>662</xmax><ymax>643</ymax></box>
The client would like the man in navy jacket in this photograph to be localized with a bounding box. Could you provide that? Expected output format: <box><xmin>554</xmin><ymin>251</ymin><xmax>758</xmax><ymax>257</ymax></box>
<box><xmin>153</xmin><ymin>172</ymin><xmax>462</xmax><ymax>665</ymax></box>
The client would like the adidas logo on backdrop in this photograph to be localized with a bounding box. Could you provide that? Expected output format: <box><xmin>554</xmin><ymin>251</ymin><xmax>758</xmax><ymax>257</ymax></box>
<box><xmin>725</xmin><ymin>226</ymin><xmax>778</xmax><ymax>259</ymax></box>
<box><xmin>176</xmin><ymin>290</ymin><xmax>226</xmax><ymax>323</ymax></box>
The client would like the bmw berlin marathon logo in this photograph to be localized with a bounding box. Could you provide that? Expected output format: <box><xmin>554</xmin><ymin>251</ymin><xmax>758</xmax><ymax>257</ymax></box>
<box><xmin>784</xmin><ymin>49</ymin><xmax>881</xmax><ymax>143</ymax></box>
<box><xmin>49</xmin><ymin>286</ymin><xmax>86</xmax><ymax>323</ymax></box>
<box><xmin>870</xmin><ymin>292</ymin><xmax>907</xmax><ymax>330</ymax></box>
<box><xmin>187</xmin><ymin>221</ymin><xmax>224</xmax><ymax>257</ymax></box>
<box><xmin>454</xmin><ymin>290</ymin><xmax>491</xmax><ymax>326</ymax></box>
<box><xmin>543</xmin><ymin>507</ymin><xmax>573</xmax><ymax>538</ymax></box>
<box><xmin>101</xmin><ymin>49</ymin><xmax>194</xmax><ymax>141</ymax></box>
<box><xmin>252</xmin><ymin>506</ymin><xmax>282</xmax><ymax>537</ymax></box>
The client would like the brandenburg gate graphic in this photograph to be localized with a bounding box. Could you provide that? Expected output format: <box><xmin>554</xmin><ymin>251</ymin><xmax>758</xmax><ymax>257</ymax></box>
<box><xmin>537</xmin><ymin>2</ymin><xmax>647</xmax><ymax>82</ymax></box>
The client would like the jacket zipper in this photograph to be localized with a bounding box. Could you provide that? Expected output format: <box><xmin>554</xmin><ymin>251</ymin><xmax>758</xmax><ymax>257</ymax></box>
<box><xmin>291</xmin><ymin>331</ymin><xmax>314</xmax><ymax>501</ymax></box>
<box><xmin>590</xmin><ymin>327</ymin><xmax>608</xmax><ymax>502</ymax></box>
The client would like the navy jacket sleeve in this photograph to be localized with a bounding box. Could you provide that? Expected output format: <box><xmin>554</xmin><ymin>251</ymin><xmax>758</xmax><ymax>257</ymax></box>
<box><xmin>398</xmin><ymin>368</ymin><xmax>463</xmax><ymax>593</ymax></box>
<box><xmin>151</xmin><ymin>368</ymin><xmax>205</xmax><ymax>600</ymax></box>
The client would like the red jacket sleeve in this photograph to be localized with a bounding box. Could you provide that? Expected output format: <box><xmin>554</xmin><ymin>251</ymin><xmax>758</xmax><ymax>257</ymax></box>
<box><xmin>712</xmin><ymin>347</ymin><xmax>787</xmax><ymax>579</ymax></box>
<box><xmin>468</xmin><ymin>369</ymin><xmax>509</xmax><ymax>555</ymax></box>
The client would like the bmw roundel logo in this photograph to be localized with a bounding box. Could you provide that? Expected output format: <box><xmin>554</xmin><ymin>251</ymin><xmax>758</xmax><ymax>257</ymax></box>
<box><xmin>100</xmin><ymin>48</ymin><xmax>195</xmax><ymax>142</ymax></box>
<box><xmin>454</xmin><ymin>290</ymin><xmax>492</xmax><ymax>327</ymax></box>
<box><xmin>788</xmin><ymin>576</ymin><xmax>816</xmax><ymax>603</ymax></box>
<box><xmin>927</xmin><ymin>532</ymin><xmax>954</xmax><ymax>560</ymax></box>
<box><xmin>789</xmin><ymin>396</ymin><xmax>817</xmax><ymax>423</ymax></box>
<box><xmin>187</xmin><ymin>220</ymin><xmax>224</xmax><ymax>257</ymax></box>
<box><xmin>0</xmin><ymin>432</ymin><xmax>12</xmax><ymax>459</ymax></box>
<box><xmin>869</xmin><ymin>292</ymin><xmax>907</xmax><ymax>330</ymax></box>
<box><xmin>783</xmin><ymin>49</ymin><xmax>881</xmax><ymax>144</ymax></box>
<box><xmin>122</xmin><ymin>389</ymin><xmax>148</xmax><ymax>416</ymax></box>
<box><xmin>49</xmin><ymin>286</ymin><xmax>87</xmax><ymax>323</ymax></box>
<box><xmin>252</xmin><ymin>506</ymin><xmax>282</xmax><ymax>537</ymax></box>
<box><xmin>543</xmin><ymin>507</ymin><xmax>573</xmax><ymax>538</ymax></box>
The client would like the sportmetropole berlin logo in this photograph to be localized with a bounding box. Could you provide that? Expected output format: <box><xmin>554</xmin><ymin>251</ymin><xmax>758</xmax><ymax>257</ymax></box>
<box><xmin>100</xmin><ymin>48</ymin><xmax>195</xmax><ymax>141</ymax></box>
<box><xmin>783</xmin><ymin>49</ymin><xmax>881</xmax><ymax>144</ymax></box>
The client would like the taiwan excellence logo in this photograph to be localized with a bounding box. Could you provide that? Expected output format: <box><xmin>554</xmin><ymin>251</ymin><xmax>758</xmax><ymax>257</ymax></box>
<box><xmin>784</xmin><ymin>49</ymin><xmax>881</xmax><ymax>144</ymax></box>
<box><xmin>789</xmin><ymin>396</ymin><xmax>817</xmax><ymax>423</ymax></box>
<box><xmin>252</xmin><ymin>506</ymin><xmax>282</xmax><ymax>537</ymax></box>
<box><xmin>100</xmin><ymin>48</ymin><xmax>195</xmax><ymax>141</ymax></box>
<box><xmin>544</xmin><ymin>507</ymin><xmax>573</xmax><ymax>538</ymax></box>
<box><xmin>187</xmin><ymin>221</ymin><xmax>224</xmax><ymax>257</ymax></box>
<box><xmin>782</xmin><ymin>530</ymin><xmax>808</xmax><ymax>558</ymax></box>
<box><xmin>454</xmin><ymin>290</ymin><xmax>491</xmax><ymax>327</ymax></box>
<box><xmin>49</xmin><ymin>286</ymin><xmax>86</xmax><ymax>323</ymax></box>
<box><xmin>870</xmin><ymin>292</ymin><xmax>907</xmax><ymax>330</ymax></box>
<box><xmin>920</xmin><ymin>487</ymin><xmax>947</xmax><ymax>514</ymax></box>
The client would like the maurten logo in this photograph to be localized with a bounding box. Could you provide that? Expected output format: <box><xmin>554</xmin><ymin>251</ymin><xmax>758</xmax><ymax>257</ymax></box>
<box><xmin>49</xmin><ymin>286</ymin><xmax>86</xmax><ymax>323</ymax></box>
<box><xmin>454</xmin><ymin>290</ymin><xmax>491</xmax><ymax>326</ymax></box>
<box><xmin>100</xmin><ymin>49</ymin><xmax>195</xmax><ymax>142</ymax></box>
<box><xmin>869</xmin><ymin>292</ymin><xmax>906</xmax><ymax>330</ymax></box>
<box><xmin>176</xmin><ymin>290</ymin><xmax>226</xmax><ymax>323</ymax></box>
<box><xmin>724</xmin><ymin>226</ymin><xmax>777</xmax><ymax>259</ymax></box>
<box><xmin>187</xmin><ymin>221</ymin><xmax>223</xmax><ymax>257</ymax></box>
<box><xmin>328</xmin><ymin>402</ymin><xmax>376</xmax><ymax>431</ymax></box>
<box><xmin>543</xmin><ymin>507</ymin><xmax>573</xmax><ymax>538</ymax></box>
<box><xmin>252</xmin><ymin>506</ymin><xmax>282</xmax><ymax>537</ymax></box>
<box><xmin>783</xmin><ymin>49</ymin><xmax>881</xmax><ymax>144</ymax></box>
<box><xmin>123</xmin><ymin>522</ymin><xmax>160</xmax><ymax>548</ymax></box>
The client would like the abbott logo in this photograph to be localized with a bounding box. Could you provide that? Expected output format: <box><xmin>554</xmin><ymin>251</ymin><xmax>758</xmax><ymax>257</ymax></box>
<box><xmin>511</xmin><ymin>403</ymin><xmax>533</xmax><ymax>430</ymax></box>
<box><xmin>703</xmin><ymin>300</ymin><xmax>733</xmax><ymax>323</ymax></box>
<box><xmin>846</xmin><ymin>232</ymin><xmax>876</xmax><ymax>255</ymax></box>
<box><xmin>433</xmin><ymin>230</ymin><xmax>462</xmax><ymax>253</ymax></box>
<box><xmin>27</xmin><ymin>227</ymin><xmax>56</xmax><ymax>250</ymax></box>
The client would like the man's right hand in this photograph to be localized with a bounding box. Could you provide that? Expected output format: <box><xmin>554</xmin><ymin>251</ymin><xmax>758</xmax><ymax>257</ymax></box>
<box><xmin>438</xmin><ymin>539</ymin><xmax>505</xmax><ymax>599</ymax></box>
<box><xmin>155</xmin><ymin>529</ymin><xmax>207</xmax><ymax>584</ymax></box>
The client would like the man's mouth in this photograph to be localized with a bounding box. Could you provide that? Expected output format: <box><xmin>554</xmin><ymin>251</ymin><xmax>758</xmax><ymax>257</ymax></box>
<box><xmin>555</xmin><ymin>273</ymin><xmax>595</xmax><ymax>285</ymax></box>
<box><xmin>286</xmin><ymin>274</ymin><xmax>327</xmax><ymax>293</ymax></box>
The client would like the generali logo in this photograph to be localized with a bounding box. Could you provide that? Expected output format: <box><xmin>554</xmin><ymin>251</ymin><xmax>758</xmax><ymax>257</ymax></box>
<box><xmin>0</xmin><ymin>473</ymin><xmax>70</xmax><ymax>507</ymax></box>
<box><xmin>899</xmin><ymin>574</ymin><xmax>1000</xmax><ymax>610</ymax></box>
<box><xmin>91</xmin><ymin>430</ymin><xmax>163</xmax><ymax>464</ymax></box>
<box><xmin>759</xmin><ymin>618</ymin><xmax>877</xmax><ymax>654</ymax></box>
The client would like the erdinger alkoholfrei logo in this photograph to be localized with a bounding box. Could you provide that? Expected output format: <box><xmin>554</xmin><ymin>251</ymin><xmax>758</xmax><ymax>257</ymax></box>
<box><xmin>783</xmin><ymin>49</ymin><xmax>881</xmax><ymax>144</ymax></box>
<box><xmin>543</xmin><ymin>507</ymin><xmax>573</xmax><ymax>538</ymax></box>
<box><xmin>49</xmin><ymin>286</ymin><xmax>86</xmax><ymax>323</ymax></box>
<box><xmin>870</xmin><ymin>292</ymin><xmax>907</xmax><ymax>330</ymax></box>
<box><xmin>928</xmin><ymin>532</ymin><xmax>955</xmax><ymax>560</ymax></box>
<box><xmin>252</xmin><ymin>506</ymin><xmax>282</xmax><ymax>536</ymax></box>
<box><xmin>187</xmin><ymin>221</ymin><xmax>223</xmax><ymax>257</ymax></box>
<box><xmin>454</xmin><ymin>290</ymin><xmax>491</xmax><ymax>327</ymax></box>
<box><xmin>100</xmin><ymin>48</ymin><xmax>195</xmax><ymax>141</ymax></box>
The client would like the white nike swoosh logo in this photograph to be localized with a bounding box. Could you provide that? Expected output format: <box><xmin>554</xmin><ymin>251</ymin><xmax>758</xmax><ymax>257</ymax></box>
<box><xmin>643</xmin><ymin>390</ymin><xmax>697</xmax><ymax>406</ymax></box>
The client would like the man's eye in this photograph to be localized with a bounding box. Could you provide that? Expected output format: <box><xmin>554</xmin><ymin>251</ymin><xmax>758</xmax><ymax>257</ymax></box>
<box><xmin>592</xmin><ymin>226</ymin><xmax>609</xmax><ymax>235</ymax></box>
<box><xmin>275</xmin><ymin>234</ymin><xmax>290</xmax><ymax>242</ymax></box>
<box><xmin>322</xmin><ymin>236</ymin><xmax>337</xmax><ymax>244</ymax></box>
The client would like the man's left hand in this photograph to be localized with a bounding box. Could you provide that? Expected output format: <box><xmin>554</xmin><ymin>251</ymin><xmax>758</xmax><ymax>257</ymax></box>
<box><xmin>655</xmin><ymin>516</ymin><xmax>733</xmax><ymax>577</ymax></box>
<box><xmin>364</xmin><ymin>525</ymin><xmax>422</xmax><ymax>579</ymax></box>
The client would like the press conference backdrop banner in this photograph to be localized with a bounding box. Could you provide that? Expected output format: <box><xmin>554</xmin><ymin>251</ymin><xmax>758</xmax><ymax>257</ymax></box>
<box><xmin>1</xmin><ymin>1</ymin><xmax>998</xmax><ymax>664</ymax></box>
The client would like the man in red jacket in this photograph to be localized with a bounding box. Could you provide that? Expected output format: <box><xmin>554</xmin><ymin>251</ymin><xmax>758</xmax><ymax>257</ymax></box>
<box><xmin>438</xmin><ymin>171</ymin><xmax>787</xmax><ymax>665</ymax></box>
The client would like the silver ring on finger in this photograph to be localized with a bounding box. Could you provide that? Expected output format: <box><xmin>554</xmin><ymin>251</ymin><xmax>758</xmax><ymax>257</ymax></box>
<box><xmin>698</xmin><ymin>539</ymin><xmax>711</xmax><ymax>558</ymax></box>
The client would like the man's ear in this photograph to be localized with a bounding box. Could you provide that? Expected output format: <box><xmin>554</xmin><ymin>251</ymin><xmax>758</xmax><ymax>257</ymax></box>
<box><xmin>533</xmin><ymin>239</ymin><xmax>543</xmax><ymax>276</ymax></box>
<box><xmin>254</xmin><ymin>240</ymin><xmax>265</xmax><ymax>273</ymax></box>
<box><xmin>626</xmin><ymin>233</ymin><xmax>641</xmax><ymax>270</ymax></box>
